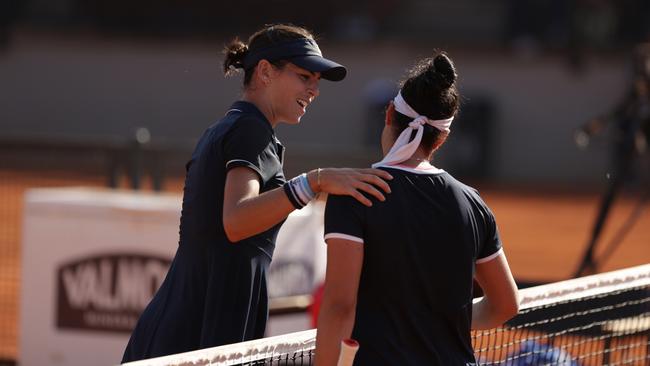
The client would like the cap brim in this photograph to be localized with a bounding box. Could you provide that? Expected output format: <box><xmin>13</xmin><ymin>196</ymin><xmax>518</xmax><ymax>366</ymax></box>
<box><xmin>290</xmin><ymin>55</ymin><xmax>347</xmax><ymax>82</ymax></box>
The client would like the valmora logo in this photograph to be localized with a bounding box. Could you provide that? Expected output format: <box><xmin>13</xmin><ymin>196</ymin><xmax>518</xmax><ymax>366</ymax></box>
<box><xmin>56</xmin><ymin>253</ymin><xmax>171</xmax><ymax>333</ymax></box>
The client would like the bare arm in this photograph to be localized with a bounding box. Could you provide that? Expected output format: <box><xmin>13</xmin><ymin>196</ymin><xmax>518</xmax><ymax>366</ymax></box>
<box><xmin>222</xmin><ymin>167</ymin><xmax>393</xmax><ymax>242</ymax></box>
<box><xmin>472</xmin><ymin>251</ymin><xmax>519</xmax><ymax>330</ymax></box>
<box><xmin>222</xmin><ymin>167</ymin><xmax>295</xmax><ymax>242</ymax></box>
<box><xmin>314</xmin><ymin>239</ymin><xmax>363</xmax><ymax>366</ymax></box>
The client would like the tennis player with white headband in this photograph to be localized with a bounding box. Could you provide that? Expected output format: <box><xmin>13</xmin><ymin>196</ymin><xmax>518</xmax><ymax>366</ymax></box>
<box><xmin>316</xmin><ymin>52</ymin><xmax>519</xmax><ymax>365</ymax></box>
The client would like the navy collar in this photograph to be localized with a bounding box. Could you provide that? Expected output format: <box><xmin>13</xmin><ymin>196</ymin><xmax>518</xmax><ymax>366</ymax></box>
<box><xmin>227</xmin><ymin>100</ymin><xmax>273</xmax><ymax>129</ymax></box>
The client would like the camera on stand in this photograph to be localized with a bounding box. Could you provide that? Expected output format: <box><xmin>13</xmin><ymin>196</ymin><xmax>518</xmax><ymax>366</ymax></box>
<box><xmin>574</xmin><ymin>43</ymin><xmax>650</xmax><ymax>278</ymax></box>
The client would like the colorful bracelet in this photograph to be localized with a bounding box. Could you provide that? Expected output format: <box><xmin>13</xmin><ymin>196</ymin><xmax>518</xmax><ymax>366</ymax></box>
<box><xmin>283</xmin><ymin>173</ymin><xmax>315</xmax><ymax>209</ymax></box>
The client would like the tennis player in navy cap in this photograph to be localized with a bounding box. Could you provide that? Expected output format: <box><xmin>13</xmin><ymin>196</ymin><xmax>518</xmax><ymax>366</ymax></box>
<box><xmin>121</xmin><ymin>24</ymin><xmax>392</xmax><ymax>363</ymax></box>
<box><xmin>315</xmin><ymin>52</ymin><xmax>519</xmax><ymax>365</ymax></box>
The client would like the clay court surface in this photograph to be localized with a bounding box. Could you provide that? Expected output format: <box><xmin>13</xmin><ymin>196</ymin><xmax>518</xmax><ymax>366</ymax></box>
<box><xmin>0</xmin><ymin>170</ymin><xmax>649</xmax><ymax>360</ymax></box>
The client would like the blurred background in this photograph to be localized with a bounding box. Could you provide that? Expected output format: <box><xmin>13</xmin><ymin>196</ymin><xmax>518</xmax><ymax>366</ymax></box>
<box><xmin>1</xmin><ymin>0</ymin><xmax>649</xmax><ymax>365</ymax></box>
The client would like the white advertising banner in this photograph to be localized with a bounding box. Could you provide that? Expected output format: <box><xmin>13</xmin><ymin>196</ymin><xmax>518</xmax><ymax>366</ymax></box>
<box><xmin>19</xmin><ymin>187</ymin><xmax>325</xmax><ymax>366</ymax></box>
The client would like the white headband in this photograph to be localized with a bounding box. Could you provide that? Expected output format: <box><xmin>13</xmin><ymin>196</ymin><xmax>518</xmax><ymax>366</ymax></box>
<box><xmin>371</xmin><ymin>91</ymin><xmax>454</xmax><ymax>168</ymax></box>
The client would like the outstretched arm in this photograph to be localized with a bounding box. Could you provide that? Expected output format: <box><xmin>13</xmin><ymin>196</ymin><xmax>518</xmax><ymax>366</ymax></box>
<box><xmin>472</xmin><ymin>252</ymin><xmax>519</xmax><ymax>330</ymax></box>
<box><xmin>223</xmin><ymin>167</ymin><xmax>392</xmax><ymax>242</ymax></box>
<box><xmin>312</xmin><ymin>168</ymin><xmax>392</xmax><ymax>207</ymax></box>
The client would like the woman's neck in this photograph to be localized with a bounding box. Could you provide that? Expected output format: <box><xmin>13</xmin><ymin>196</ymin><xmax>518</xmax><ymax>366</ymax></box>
<box><xmin>399</xmin><ymin>150</ymin><xmax>433</xmax><ymax>168</ymax></box>
<box><xmin>242</xmin><ymin>92</ymin><xmax>278</xmax><ymax>127</ymax></box>
<box><xmin>400</xmin><ymin>157</ymin><xmax>431</xmax><ymax>168</ymax></box>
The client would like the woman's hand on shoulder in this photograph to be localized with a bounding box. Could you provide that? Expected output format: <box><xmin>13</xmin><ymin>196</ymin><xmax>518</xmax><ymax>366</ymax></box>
<box><xmin>308</xmin><ymin>168</ymin><xmax>393</xmax><ymax>207</ymax></box>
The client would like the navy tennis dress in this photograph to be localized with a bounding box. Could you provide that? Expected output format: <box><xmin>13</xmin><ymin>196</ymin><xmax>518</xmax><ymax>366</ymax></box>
<box><xmin>122</xmin><ymin>101</ymin><xmax>286</xmax><ymax>363</ymax></box>
<box><xmin>324</xmin><ymin>165</ymin><xmax>503</xmax><ymax>366</ymax></box>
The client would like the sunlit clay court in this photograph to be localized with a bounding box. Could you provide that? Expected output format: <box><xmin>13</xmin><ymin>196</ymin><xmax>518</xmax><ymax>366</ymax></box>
<box><xmin>1</xmin><ymin>3</ymin><xmax>650</xmax><ymax>365</ymax></box>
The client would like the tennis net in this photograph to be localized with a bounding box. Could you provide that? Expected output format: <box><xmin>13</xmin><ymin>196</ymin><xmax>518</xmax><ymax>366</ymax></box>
<box><xmin>122</xmin><ymin>263</ymin><xmax>650</xmax><ymax>365</ymax></box>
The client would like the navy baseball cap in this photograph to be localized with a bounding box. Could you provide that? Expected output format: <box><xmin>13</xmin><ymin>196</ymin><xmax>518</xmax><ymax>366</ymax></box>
<box><xmin>242</xmin><ymin>38</ymin><xmax>347</xmax><ymax>81</ymax></box>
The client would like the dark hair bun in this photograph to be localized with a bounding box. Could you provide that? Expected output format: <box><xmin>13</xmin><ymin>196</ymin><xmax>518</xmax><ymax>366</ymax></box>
<box><xmin>223</xmin><ymin>38</ymin><xmax>249</xmax><ymax>76</ymax></box>
<box><xmin>428</xmin><ymin>53</ymin><xmax>457</xmax><ymax>90</ymax></box>
<box><xmin>398</xmin><ymin>51</ymin><xmax>460</xmax><ymax>121</ymax></box>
